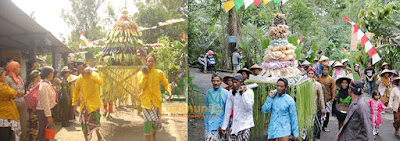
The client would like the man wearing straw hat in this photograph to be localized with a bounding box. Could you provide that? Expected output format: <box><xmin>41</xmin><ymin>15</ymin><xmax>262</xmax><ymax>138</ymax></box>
<box><xmin>237</xmin><ymin>68</ymin><xmax>252</xmax><ymax>82</ymax></box>
<box><xmin>300</xmin><ymin>60</ymin><xmax>311</xmax><ymax>76</ymax></box>
<box><xmin>72</xmin><ymin>61</ymin><xmax>104</xmax><ymax>141</ymax></box>
<box><xmin>313</xmin><ymin>58</ymin><xmax>319</xmax><ymax>73</ymax></box>
<box><xmin>388</xmin><ymin>76</ymin><xmax>400</xmax><ymax>135</ymax></box>
<box><xmin>318</xmin><ymin>56</ymin><xmax>329</xmax><ymax>76</ymax></box>
<box><xmin>249</xmin><ymin>64</ymin><xmax>263</xmax><ymax>80</ymax></box>
<box><xmin>318</xmin><ymin>65</ymin><xmax>336</xmax><ymax>132</ymax></box>
<box><xmin>262</xmin><ymin>78</ymin><xmax>299</xmax><ymax>141</ymax></box>
<box><xmin>60</xmin><ymin>67</ymin><xmax>71</xmax><ymax>127</ymax></box>
<box><xmin>337</xmin><ymin>80</ymin><xmax>373</xmax><ymax>141</ymax></box>
<box><xmin>204</xmin><ymin>74</ymin><xmax>229</xmax><ymax>141</ymax></box>
<box><xmin>223</xmin><ymin>76</ymin><xmax>234</xmax><ymax>91</ymax></box>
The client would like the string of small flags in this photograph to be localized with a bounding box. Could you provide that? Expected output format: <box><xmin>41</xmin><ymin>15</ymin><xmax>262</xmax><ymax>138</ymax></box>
<box><xmin>223</xmin><ymin>0</ymin><xmax>288</xmax><ymax>12</ymax></box>
<box><xmin>343</xmin><ymin>16</ymin><xmax>381</xmax><ymax>64</ymax></box>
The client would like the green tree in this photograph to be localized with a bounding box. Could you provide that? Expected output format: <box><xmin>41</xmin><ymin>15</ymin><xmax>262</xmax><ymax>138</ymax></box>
<box><xmin>133</xmin><ymin>0</ymin><xmax>187</xmax><ymax>44</ymax></box>
<box><xmin>61</xmin><ymin>0</ymin><xmax>106</xmax><ymax>64</ymax></box>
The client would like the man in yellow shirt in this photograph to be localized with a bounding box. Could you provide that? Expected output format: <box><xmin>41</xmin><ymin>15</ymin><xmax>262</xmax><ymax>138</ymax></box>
<box><xmin>138</xmin><ymin>54</ymin><xmax>172</xmax><ymax>141</ymax></box>
<box><xmin>72</xmin><ymin>62</ymin><xmax>103</xmax><ymax>141</ymax></box>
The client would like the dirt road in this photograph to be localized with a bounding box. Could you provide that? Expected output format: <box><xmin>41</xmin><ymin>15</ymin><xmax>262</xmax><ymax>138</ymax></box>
<box><xmin>54</xmin><ymin>102</ymin><xmax>187</xmax><ymax>141</ymax></box>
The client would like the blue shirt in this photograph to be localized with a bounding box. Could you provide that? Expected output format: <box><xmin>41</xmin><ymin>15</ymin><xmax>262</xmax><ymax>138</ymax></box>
<box><xmin>318</xmin><ymin>63</ymin><xmax>323</xmax><ymax>75</ymax></box>
<box><xmin>204</xmin><ymin>86</ymin><xmax>228</xmax><ymax>133</ymax></box>
<box><xmin>262</xmin><ymin>93</ymin><xmax>299</xmax><ymax>139</ymax></box>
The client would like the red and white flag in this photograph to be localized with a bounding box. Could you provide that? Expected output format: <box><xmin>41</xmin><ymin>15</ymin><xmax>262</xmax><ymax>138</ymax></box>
<box><xmin>343</xmin><ymin>16</ymin><xmax>381</xmax><ymax>64</ymax></box>
<box><xmin>80</xmin><ymin>31</ymin><xmax>89</xmax><ymax>46</ymax></box>
<box><xmin>297</xmin><ymin>35</ymin><xmax>302</xmax><ymax>45</ymax></box>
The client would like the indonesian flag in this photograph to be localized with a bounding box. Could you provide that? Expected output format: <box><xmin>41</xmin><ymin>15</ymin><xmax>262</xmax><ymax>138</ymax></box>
<box><xmin>297</xmin><ymin>35</ymin><xmax>302</xmax><ymax>45</ymax></box>
<box><xmin>80</xmin><ymin>31</ymin><xmax>89</xmax><ymax>46</ymax></box>
<box><xmin>343</xmin><ymin>16</ymin><xmax>381</xmax><ymax>64</ymax></box>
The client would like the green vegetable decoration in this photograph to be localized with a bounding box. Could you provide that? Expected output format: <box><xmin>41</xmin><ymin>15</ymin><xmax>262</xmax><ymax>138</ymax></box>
<box><xmin>247</xmin><ymin>79</ymin><xmax>314</xmax><ymax>141</ymax></box>
<box><xmin>350</xmin><ymin>62</ymin><xmax>361</xmax><ymax>81</ymax></box>
<box><xmin>102</xmin><ymin>9</ymin><xmax>146</xmax><ymax>66</ymax></box>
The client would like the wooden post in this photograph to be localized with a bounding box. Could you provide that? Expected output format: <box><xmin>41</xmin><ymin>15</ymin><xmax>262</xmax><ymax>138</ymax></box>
<box><xmin>52</xmin><ymin>48</ymin><xmax>56</xmax><ymax>69</ymax></box>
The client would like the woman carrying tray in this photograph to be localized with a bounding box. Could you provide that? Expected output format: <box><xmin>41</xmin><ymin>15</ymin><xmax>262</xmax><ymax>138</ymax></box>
<box><xmin>332</xmin><ymin>76</ymin><xmax>352</xmax><ymax>130</ymax></box>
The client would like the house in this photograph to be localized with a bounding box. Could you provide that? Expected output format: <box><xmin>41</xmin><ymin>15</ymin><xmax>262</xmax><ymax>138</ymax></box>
<box><xmin>0</xmin><ymin>0</ymin><xmax>73</xmax><ymax>80</ymax></box>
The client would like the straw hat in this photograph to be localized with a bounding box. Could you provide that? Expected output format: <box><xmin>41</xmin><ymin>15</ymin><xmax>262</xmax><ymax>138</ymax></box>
<box><xmin>335</xmin><ymin>76</ymin><xmax>353</xmax><ymax>88</ymax></box>
<box><xmin>237</xmin><ymin>68</ymin><xmax>252</xmax><ymax>75</ymax></box>
<box><xmin>223</xmin><ymin>76</ymin><xmax>233</xmax><ymax>85</ymax></box>
<box><xmin>67</xmin><ymin>75</ymin><xmax>78</xmax><ymax>83</ymax></box>
<box><xmin>328</xmin><ymin>61</ymin><xmax>336</xmax><ymax>67</ymax></box>
<box><xmin>341</xmin><ymin>59</ymin><xmax>349</xmax><ymax>64</ymax></box>
<box><xmin>333</xmin><ymin>62</ymin><xmax>344</xmax><ymax>68</ymax></box>
<box><xmin>380</xmin><ymin>69</ymin><xmax>394</xmax><ymax>77</ymax></box>
<box><xmin>249</xmin><ymin>64</ymin><xmax>262</xmax><ymax>70</ymax></box>
<box><xmin>393</xmin><ymin>76</ymin><xmax>400</xmax><ymax>81</ymax></box>
<box><xmin>380</xmin><ymin>62</ymin><xmax>391</xmax><ymax>69</ymax></box>
<box><xmin>313</xmin><ymin>58</ymin><xmax>319</xmax><ymax>62</ymax></box>
<box><xmin>301</xmin><ymin>60</ymin><xmax>311</xmax><ymax>66</ymax></box>
<box><xmin>319</xmin><ymin>56</ymin><xmax>329</xmax><ymax>62</ymax></box>
<box><xmin>61</xmin><ymin>66</ymin><xmax>70</xmax><ymax>73</ymax></box>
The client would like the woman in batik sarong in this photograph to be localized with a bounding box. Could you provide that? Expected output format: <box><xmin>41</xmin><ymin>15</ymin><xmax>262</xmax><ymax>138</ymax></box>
<box><xmin>5</xmin><ymin>61</ymin><xmax>27</xmax><ymax>141</ymax></box>
<box><xmin>0</xmin><ymin>67</ymin><xmax>21</xmax><ymax>141</ymax></box>
<box><xmin>138</xmin><ymin>54</ymin><xmax>172</xmax><ymax>141</ymax></box>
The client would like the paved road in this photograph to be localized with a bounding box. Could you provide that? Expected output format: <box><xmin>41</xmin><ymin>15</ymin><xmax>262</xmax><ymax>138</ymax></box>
<box><xmin>188</xmin><ymin>67</ymin><xmax>400</xmax><ymax>141</ymax></box>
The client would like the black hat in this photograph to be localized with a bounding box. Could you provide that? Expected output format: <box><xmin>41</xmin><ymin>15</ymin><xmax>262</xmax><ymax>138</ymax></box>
<box><xmin>350</xmin><ymin>80</ymin><xmax>364</xmax><ymax>95</ymax></box>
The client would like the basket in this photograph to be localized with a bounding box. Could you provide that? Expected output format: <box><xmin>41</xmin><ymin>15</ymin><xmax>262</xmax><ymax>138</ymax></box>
<box><xmin>45</xmin><ymin>124</ymin><xmax>56</xmax><ymax>139</ymax></box>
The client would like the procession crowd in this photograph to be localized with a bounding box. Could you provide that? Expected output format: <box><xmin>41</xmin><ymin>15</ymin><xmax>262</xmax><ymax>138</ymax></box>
<box><xmin>203</xmin><ymin>50</ymin><xmax>400</xmax><ymax>141</ymax></box>
<box><xmin>0</xmin><ymin>54</ymin><xmax>173</xmax><ymax>141</ymax></box>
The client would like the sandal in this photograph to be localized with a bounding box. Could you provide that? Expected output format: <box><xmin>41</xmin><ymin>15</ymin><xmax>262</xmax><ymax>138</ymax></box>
<box><xmin>322</xmin><ymin>127</ymin><xmax>330</xmax><ymax>132</ymax></box>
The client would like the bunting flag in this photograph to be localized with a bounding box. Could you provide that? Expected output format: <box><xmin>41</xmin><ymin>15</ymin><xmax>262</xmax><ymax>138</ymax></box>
<box><xmin>223</xmin><ymin>0</ymin><xmax>277</xmax><ymax>12</ymax></box>
<box><xmin>264</xmin><ymin>0</ymin><xmax>272</xmax><ymax>5</ymax></box>
<box><xmin>297</xmin><ymin>35</ymin><xmax>302</xmax><ymax>45</ymax></box>
<box><xmin>254</xmin><ymin>0</ymin><xmax>263</xmax><ymax>7</ymax></box>
<box><xmin>139</xmin><ymin>18</ymin><xmax>186</xmax><ymax>31</ymax></box>
<box><xmin>223</xmin><ymin>0</ymin><xmax>235</xmax><ymax>12</ymax></box>
<box><xmin>80</xmin><ymin>31</ymin><xmax>89</xmax><ymax>46</ymax></box>
<box><xmin>273</xmin><ymin>0</ymin><xmax>288</xmax><ymax>6</ymax></box>
<box><xmin>273</xmin><ymin>0</ymin><xmax>281</xmax><ymax>6</ymax></box>
<box><xmin>244</xmin><ymin>0</ymin><xmax>253</xmax><ymax>9</ymax></box>
<box><xmin>233</xmin><ymin>0</ymin><xmax>244</xmax><ymax>11</ymax></box>
<box><xmin>343</xmin><ymin>16</ymin><xmax>381</xmax><ymax>64</ymax></box>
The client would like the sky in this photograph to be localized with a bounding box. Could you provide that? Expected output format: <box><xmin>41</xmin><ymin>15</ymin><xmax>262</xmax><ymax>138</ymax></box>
<box><xmin>11</xmin><ymin>0</ymin><xmax>139</xmax><ymax>41</ymax></box>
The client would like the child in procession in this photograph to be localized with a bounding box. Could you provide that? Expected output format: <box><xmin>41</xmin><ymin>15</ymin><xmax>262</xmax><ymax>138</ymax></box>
<box><xmin>368</xmin><ymin>90</ymin><xmax>391</xmax><ymax>137</ymax></box>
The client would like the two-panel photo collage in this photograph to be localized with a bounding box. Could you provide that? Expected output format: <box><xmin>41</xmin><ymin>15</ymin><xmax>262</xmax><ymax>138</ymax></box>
<box><xmin>1</xmin><ymin>0</ymin><xmax>399</xmax><ymax>140</ymax></box>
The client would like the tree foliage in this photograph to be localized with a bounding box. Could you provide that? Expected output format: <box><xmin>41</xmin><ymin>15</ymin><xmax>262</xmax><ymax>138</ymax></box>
<box><xmin>61</xmin><ymin>0</ymin><xmax>106</xmax><ymax>64</ymax></box>
<box><xmin>358</xmin><ymin>0</ymin><xmax>400</xmax><ymax>70</ymax></box>
<box><xmin>133</xmin><ymin>0</ymin><xmax>187</xmax><ymax>44</ymax></box>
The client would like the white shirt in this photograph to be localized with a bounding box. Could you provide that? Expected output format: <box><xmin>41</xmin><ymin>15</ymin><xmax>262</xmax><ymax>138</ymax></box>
<box><xmin>249</xmin><ymin>74</ymin><xmax>265</xmax><ymax>81</ymax></box>
<box><xmin>222</xmin><ymin>88</ymin><xmax>254</xmax><ymax>135</ymax></box>
<box><xmin>389</xmin><ymin>86</ymin><xmax>400</xmax><ymax>112</ymax></box>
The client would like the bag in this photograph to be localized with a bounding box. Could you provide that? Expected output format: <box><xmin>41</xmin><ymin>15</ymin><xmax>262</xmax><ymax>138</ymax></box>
<box><xmin>24</xmin><ymin>83</ymin><xmax>41</xmax><ymax>109</ymax></box>
<box><xmin>45</xmin><ymin>123</ymin><xmax>56</xmax><ymax>139</ymax></box>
